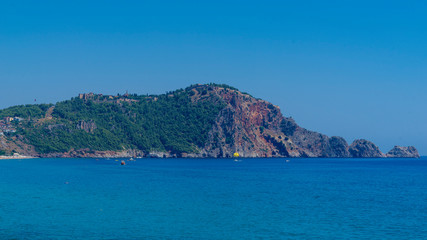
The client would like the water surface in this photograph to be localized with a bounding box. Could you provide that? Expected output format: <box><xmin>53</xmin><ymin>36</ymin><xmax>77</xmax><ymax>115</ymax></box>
<box><xmin>0</xmin><ymin>157</ymin><xmax>426</xmax><ymax>239</ymax></box>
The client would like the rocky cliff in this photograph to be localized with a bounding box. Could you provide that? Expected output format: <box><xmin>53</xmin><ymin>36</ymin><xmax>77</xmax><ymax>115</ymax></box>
<box><xmin>0</xmin><ymin>84</ymin><xmax>419</xmax><ymax>158</ymax></box>
<box><xmin>186</xmin><ymin>84</ymin><xmax>418</xmax><ymax>158</ymax></box>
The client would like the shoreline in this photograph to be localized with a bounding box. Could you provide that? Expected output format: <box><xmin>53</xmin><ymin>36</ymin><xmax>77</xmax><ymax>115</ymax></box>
<box><xmin>0</xmin><ymin>155</ymin><xmax>422</xmax><ymax>159</ymax></box>
<box><xmin>0</xmin><ymin>155</ymin><xmax>38</xmax><ymax>160</ymax></box>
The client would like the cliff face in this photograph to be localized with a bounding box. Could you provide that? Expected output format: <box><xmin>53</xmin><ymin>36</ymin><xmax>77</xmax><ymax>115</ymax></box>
<box><xmin>195</xmin><ymin>86</ymin><xmax>294</xmax><ymax>158</ymax></box>
<box><xmin>188</xmin><ymin>85</ymin><xmax>419</xmax><ymax>158</ymax></box>
<box><xmin>280</xmin><ymin>117</ymin><xmax>351</xmax><ymax>157</ymax></box>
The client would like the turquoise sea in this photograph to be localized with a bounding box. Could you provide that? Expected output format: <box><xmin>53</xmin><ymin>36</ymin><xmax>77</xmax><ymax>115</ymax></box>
<box><xmin>0</xmin><ymin>157</ymin><xmax>426</xmax><ymax>239</ymax></box>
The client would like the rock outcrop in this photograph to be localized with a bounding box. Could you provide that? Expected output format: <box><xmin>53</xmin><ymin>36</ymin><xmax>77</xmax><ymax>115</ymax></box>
<box><xmin>386</xmin><ymin>146</ymin><xmax>420</xmax><ymax>158</ymax></box>
<box><xmin>76</xmin><ymin>120</ymin><xmax>97</xmax><ymax>133</ymax></box>
<box><xmin>348</xmin><ymin>139</ymin><xmax>385</xmax><ymax>158</ymax></box>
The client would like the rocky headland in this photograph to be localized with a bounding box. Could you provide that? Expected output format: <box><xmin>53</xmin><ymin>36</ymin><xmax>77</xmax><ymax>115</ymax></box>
<box><xmin>0</xmin><ymin>84</ymin><xmax>420</xmax><ymax>158</ymax></box>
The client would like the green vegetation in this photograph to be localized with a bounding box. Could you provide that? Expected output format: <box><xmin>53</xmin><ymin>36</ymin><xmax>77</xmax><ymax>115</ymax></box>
<box><xmin>207</xmin><ymin>83</ymin><xmax>239</xmax><ymax>91</ymax></box>
<box><xmin>264</xmin><ymin>135</ymin><xmax>289</xmax><ymax>157</ymax></box>
<box><xmin>0</xmin><ymin>104</ymin><xmax>53</xmax><ymax>119</ymax></box>
<box><xmin>186</xmin><ymin>83</ymin><xmax>239</xmax><ymax>92</ymax></box>
<box><xmin>281</xmin><ymin>119</ymin><xmax>297</xmax><ymax>136</ymax></box>
<box><xmin>10</xmin><ymin>87</ymin><xmax>226</xmax><ymax>154</ymax></box>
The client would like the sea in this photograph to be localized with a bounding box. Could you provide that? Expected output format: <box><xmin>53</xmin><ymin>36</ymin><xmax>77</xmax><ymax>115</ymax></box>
<box><xmin>0</xmin><ymin>157</ymin><xmax>426</xmax><ymax>240</ymax></box>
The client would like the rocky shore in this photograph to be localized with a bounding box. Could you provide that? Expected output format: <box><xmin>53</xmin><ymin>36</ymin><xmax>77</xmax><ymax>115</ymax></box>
<box><xmin>34</xmin><ymin>145</ymin><xmax>420</xmax><ymax>159</ymax></box>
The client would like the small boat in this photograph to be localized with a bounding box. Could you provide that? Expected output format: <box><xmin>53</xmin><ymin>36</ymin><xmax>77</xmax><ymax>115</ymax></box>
<box><xmin>129</xmin><ymin>157</ymin><xmax>135</xmax><ymax>161</ymax></box>
<box><xmin>121</xmin><ymin>160</ymin><xmax>126</xmax><ymax>165</ymax></box>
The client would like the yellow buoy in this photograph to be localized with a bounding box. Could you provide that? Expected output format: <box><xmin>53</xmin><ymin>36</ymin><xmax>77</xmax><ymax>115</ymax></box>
<box><xmin>233</xmin><ymin>152</ymin><xmax>239</xmax><ymax>158</ymax></box>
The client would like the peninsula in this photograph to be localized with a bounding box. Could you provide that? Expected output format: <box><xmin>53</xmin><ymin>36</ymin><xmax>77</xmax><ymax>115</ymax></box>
<box><xmin>0</xmin><ymin>84</ymin><xmax>419</xmax><ymax>158</ymax></box>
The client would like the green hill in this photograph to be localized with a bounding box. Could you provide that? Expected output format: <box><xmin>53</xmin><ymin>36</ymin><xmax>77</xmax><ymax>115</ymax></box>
<box><xmin>0</xmin><ymin>84</ymin><xmax>227</xmax><ymax>155</ymax></box>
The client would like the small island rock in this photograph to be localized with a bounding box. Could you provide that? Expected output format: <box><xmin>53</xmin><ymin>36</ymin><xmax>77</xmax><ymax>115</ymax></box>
<box><xmin>386</xmin><ymin>146</ymin><xmax>420</xmax><ymax>158</ymax></box>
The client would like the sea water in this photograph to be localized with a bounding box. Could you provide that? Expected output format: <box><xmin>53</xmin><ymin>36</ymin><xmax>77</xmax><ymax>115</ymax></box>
<box><xmin>0</xmin><ymin>157</ymin><xmax>426</xmax><ymax>239</ymax></box>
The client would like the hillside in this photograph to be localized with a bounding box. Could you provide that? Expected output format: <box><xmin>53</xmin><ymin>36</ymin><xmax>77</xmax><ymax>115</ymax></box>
<box><xmin>0</xmin><ymin>84</ymin><xmax>419</xmax><ymax>158</ymax></box>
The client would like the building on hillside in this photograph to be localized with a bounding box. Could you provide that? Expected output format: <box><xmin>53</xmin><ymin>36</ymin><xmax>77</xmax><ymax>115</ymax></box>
<box><xmin>78</xmin><ymin>93</ymin><xmax>95</xmax><ymax>100</ymax></box>
<box><xmin>5</xmin><ymin>117</ymin><xmax>14</xmax><ymax>123</ymax></box>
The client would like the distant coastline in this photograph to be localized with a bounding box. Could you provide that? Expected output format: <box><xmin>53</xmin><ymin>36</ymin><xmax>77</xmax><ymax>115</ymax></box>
<box><xmin>0</xmin><ymin>84</ymin><xmax>420</xmax><ymax>159</ymax></box>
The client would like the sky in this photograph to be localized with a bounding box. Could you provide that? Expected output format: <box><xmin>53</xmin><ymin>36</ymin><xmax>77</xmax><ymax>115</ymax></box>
<box><xmin>0</xmin><ymin>0</ymin><xmax>426</xmax><ymax>155</ymax></box>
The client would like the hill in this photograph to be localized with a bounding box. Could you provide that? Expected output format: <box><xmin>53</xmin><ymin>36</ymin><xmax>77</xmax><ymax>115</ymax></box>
<box><xmin>0</xmin><ymin>84</ymin><xmax>419</xmax><ymax>158</ymax></box>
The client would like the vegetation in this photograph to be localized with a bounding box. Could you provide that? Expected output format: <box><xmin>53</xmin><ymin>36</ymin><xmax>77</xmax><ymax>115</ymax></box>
<box><xmin>6</xmin><ymin>86</ymin><xmax>226</xmax><ymax>154</ymax></box>
<box><xmin>186</xmin><ymin>83</ymin><xmax>239</xmax><ymax>92</ymax></box>
<box><xmin>0</xmin><ymin>104</ymin><xmax>53</xmax><ymax>119</ymax></box>
<box><xmin>281</xmin><ymin>119</ymin><xmax>297</xmax><ymax>136</ymax></box>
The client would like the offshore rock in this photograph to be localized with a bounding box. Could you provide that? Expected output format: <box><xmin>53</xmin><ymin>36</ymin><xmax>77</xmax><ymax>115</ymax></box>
<box><xmin>348</xmin><ymin>139</ymin><xmax>385</xmax><ymax>158</ymax></box>
<box><xmin>386</xmin><ymin>146</ymin><xmax>420</xmax><ymax>158</ymax></box>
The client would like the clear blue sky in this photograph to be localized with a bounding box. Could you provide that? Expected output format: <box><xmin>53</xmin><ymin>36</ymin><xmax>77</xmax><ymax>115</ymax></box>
<box><xmin>1</xmin><ymin>1</ymin><xmax>426</xmax><ymax>155</ymax></box>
